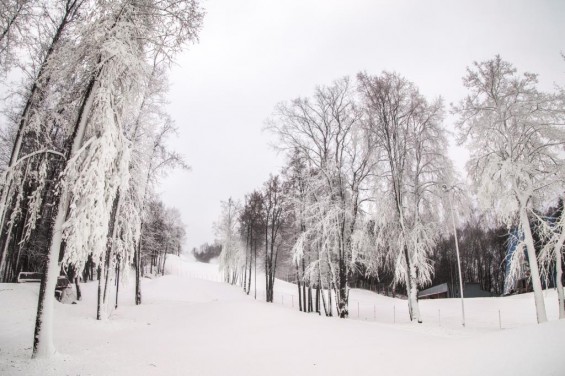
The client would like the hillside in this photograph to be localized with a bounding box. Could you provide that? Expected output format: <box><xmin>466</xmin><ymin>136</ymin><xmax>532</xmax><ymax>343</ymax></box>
<box><xmin>1</xmin><ymin>256</ymin><xmax>564</xmax><ymax>375</ymax></box>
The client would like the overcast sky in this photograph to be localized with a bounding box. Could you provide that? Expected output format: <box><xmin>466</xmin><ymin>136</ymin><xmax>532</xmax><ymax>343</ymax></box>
<box><xmin>160</xmin><ymin>0</ymin><xmax>565</xmax><ymax>252</ymax></box>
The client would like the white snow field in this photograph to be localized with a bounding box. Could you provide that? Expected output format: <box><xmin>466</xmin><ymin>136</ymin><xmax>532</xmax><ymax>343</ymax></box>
<box><xmin>1</xmin><ymin>255</ymin><xmax>564</xmax><ymax>376</ymax></box>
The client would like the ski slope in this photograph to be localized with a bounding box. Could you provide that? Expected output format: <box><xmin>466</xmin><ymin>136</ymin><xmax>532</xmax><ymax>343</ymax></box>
<box><xmin>1</xmin><ymin>255</ymin><xmax>564</xmax><ymax>375</ymax></box>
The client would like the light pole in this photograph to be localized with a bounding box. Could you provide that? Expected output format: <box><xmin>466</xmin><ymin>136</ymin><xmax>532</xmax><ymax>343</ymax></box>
<box><xmin>442</xmin><ymin>184</ymin><xmax>466</xmax><ymax>327</ymax></box>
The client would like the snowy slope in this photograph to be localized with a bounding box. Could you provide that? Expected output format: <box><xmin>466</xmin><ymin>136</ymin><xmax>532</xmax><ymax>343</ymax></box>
<box><xmin>1</xmin><ymin>256</ymin><xmax>564</xmax><ymax>376</ymax></box>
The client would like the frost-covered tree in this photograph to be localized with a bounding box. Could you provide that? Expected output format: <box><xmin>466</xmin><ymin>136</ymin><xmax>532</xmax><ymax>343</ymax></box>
<box><xmin>239</xmin><ymin>190</ymin><xmax>264</xmax><ymax>296</ymax></box>
<box><xmin>0</xmin><ymin>0</ymin><xmax>90</xmax><ymax>282</ymax></box>
<box><xmin>537</xmin><ymin>200</ymin><xmax>565</xmax><ymax>319</ymax></box>
<box><xmin>216</xmin><ymin>198</ymin><xmax>243</xmax><ymax>285</ymax></box>
<box><xmin>138</xmin><ymin>199</ymin><xmax>185</xmax><ymax>278</ymax></box>
<box><xmin>283</xmin><ymin>151</ymin><xmax>316</xmax><ymax>313</ymax></box>
<box><xmin>268</xmin><ymin>77</ymin><xmax>373</xmax><ymax>317</ymax></box>
<box><xmin>262</xmin><ymin>175</ymin><xmax>287</xmax><ymax>303</ymax></box>
<box><xmin>249</xmin><ymin>191</ymin><xmax>264</xmax><ymax>297</ymax></box>
<box><xmin>453</xmin><ymin>56</ymin><xmax>565</xmax><ymax>324</ymax></box>
<box><xmin>33</xmin><ymin>0</ymin><xmax>150</xmax><ymax>354</ymax></box>
<box><xmin>124</xmin><ymin>63</ymin><xmax>189</xmax><ymax>305</ymax></box>
<box><xmin>30</xmin><ymin>0</ymin><xmax>203</xmax><ymax>358</ymax></box>
<box><xmin>358</xmin><ymin>71</ymin><xmax>453</xmax><ymax>323</ymax></box>
<box><xmin>0</xmin><ymin>0</ymin><xmax>34</xmax><ymax>73</ymax></box>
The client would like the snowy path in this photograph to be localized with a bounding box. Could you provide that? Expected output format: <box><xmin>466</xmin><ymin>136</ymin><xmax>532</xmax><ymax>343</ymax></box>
<box><xmin>1</xmin><ymin>257</ymin><xmax>564</xmax><ymax>375</ymax></box>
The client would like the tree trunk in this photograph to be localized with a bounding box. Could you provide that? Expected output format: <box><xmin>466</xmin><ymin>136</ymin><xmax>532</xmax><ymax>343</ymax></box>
<box><xmin>162</xmin><ymin>245</ymin><xmax>168</xmax><ymax>276</ymax></box>
<box><xmin>552</xmin><ymin>215</ymin><xmax>565</xmax><ymax>319</ymax></box>
<box><xmin>246</xmin><ymin>242</ymin><xmax>252</xmax><ymax>294</ymax></box>
<box><xmin>32</xmin><ymin>71</ymin><xmax>97</xmax><ymax>358</ymax></box>
<box><xmin>337</xmin><ymin>255</ymin><xmax>348</xmax><ymax>318</ymax></box>
<box><xmin>115</xmin><ymin>259</ymin><xmax>120</xmax><ymax>309</ymax></box>
<box><xmin>403</xmin><ymin>243</ymin><xmax>421</xmax><ymax>322</ymax></box>
<box><xmin>327</xmin><ymin>274</ymin><xmax>333</xmax><ymax>317</ymax></box>
<box><xmin>135</xmin><ymin>223</ymin><xmax>143</xmax><ymax>305</ymax></box>
<box><xmin>102</xmin><ymin>191</ymin><xmax>121</xmax><ymax>310</ymax></box>
<box><xmin>556</xmin><ymin>245</ymin><xmax>565</xmax><ymax>319</ymax></box>
<box><xmin>31</xmin><ymin>243</ymin><xmax>60</xmax><ymax>358</ymax></box>
<box><xmin>315</xmin><ymin>283</ymin><xmax>320</xmax><ymax>313</ymax></box>
<box><xmin>308</xmin><ymin>283</ymin><xmax>313</xmax><ymax>312</ymax></box>
<box><xmin>243</xmin><ymin>248</ymin><xmax>248</xmax><ymax>292</ymax></box>
<box><xmin>243</xmin><ymin>228</ymin><xmax>249</xmax><ymax>292</ymax></box>
<box><xmin>253</xmin><ymin>241</ymin><xmax>257</xmax><ymax>299</ymax></box>
<box><xmin>296</xmin><ymin>263</ymin><xmax>302</xmax><ymax>312</ymax></box>
<box><xmin>96</xmin><ymin>264</ymin><xmax>104</xmax><ymax>320</ymax></box>
<box><xmin>301</xmin><ymin>259</ymin><xmax>307</xmax><ymax>311</ymax></box>
<box><xmin>75</xmin><ymin>277</ymin><xmax>81</xmax><ymax>301</ymax></box>
<box><xmin>520</xmin><ymin>204</ymin><xmax>547</xmax><ymax>323</ymax></box>
<box><xmin>0</xmin><ymin>220</ymin><xmax>15</xmax><ymax>282</ymax></box>
<box><xmin>318</xmin><ymin>266</ymin><xmax>329</xmax><ymax>316</ymax></box>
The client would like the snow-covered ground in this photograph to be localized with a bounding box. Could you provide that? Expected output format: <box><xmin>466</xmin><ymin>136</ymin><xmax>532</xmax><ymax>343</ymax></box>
<box><xmin>1</xmin><ymin>255</ymin><xmax>564</xmax><ymax>375</ymax></box>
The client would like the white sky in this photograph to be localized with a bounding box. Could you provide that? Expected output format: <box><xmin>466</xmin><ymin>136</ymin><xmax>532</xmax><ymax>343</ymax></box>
<box><xmin>160</xmin><ymin>0</ymin><xmax>565</xmax><ymax>252</ymax></box>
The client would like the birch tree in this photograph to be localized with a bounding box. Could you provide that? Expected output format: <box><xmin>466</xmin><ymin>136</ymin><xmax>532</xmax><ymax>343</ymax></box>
<box><xmin>453</xmin><ymin>55</ymin><xmax>565</xmax><ymax>324</ymax></box>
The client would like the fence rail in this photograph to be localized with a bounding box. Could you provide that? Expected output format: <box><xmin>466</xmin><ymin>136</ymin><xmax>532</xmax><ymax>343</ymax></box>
<box><xmin>182</xmin><ymin>271</ymin><xmax>512</xmax><ymax>330</ymax></box>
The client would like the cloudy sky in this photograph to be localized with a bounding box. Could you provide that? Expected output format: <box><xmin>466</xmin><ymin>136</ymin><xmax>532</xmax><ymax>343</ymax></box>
<box><xmin>160</xmin><ymin>0</ymin><xmax>565</xmax><ymax>252</ymax></box>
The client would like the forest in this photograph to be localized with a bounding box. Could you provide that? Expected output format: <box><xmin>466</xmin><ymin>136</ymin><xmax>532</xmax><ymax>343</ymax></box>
<box><xmin>213</xmin><ymin>63</ymin><xmax>565</xmax><ymax>324</ymax></box>
<box><xmin>0</xmin><ymin>0</ymin><xmax>202</xmax><ymax>358</ymax></box>
<box><xmin>1</xmin><ymin>0</ymin><xmax>564</xmax><ymax>365</ymax></box>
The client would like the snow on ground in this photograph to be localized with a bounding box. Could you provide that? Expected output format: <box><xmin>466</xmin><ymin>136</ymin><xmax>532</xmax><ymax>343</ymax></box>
<box><xmin>1</xmin><ymin>255</ymin><xmax>564</xmax><ymax>376</ymax></box>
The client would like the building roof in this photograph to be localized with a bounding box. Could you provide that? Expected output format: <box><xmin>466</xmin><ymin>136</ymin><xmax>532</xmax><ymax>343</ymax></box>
<box><xmin>418</xmin><ymin>283</ymin><xmax>449</xmax><ymax>298</ymax></box>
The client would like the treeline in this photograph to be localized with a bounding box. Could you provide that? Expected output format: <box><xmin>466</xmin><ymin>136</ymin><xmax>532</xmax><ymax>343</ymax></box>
<box><xmin>192</xmin><ymin>243</ymin><xmax>222</xmax><ymax>263</ymax></box>
<box><xmin>216</xmin><ymin>56</ymin><xmax>565</xmax><ymax>324</ymax></box>
<box><xmin>0</xmin><ymin>0</ymin><xmax>202</xmax><ymax>358</ymax></box>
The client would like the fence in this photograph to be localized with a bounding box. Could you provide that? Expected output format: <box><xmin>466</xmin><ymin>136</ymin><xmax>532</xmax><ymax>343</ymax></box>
<box><xmin>181</xmin><ymin>271</ymin><xmax>513</xmax><ymax>330</ymax></box>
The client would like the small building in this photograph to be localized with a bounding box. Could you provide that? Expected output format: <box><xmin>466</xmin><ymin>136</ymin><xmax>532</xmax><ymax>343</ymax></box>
<box><xmin>453</xmin><ymin>282</ymin><xmax>494</xmax><ymax>298</ymax></box>
<box><xmin>418</xmin><ymin>283</ymin><xmax>449</xmax><ymax>299</ymax></box>
<box><xmin>418</xmin><ymin>282</ymin><xmax>494</xmax><ymax>299</ymax></box>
